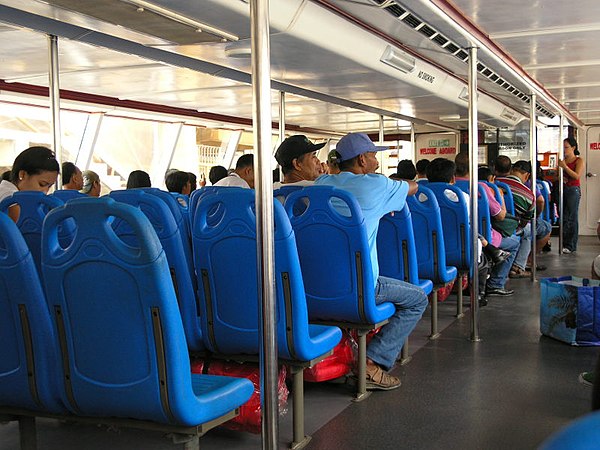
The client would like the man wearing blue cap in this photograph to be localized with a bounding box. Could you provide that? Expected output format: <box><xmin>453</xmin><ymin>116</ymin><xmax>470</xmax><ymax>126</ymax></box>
<box><xmin>315</xmin><ymin>132</ymin><xmax>426</xmax><ymax>390</ymax></box>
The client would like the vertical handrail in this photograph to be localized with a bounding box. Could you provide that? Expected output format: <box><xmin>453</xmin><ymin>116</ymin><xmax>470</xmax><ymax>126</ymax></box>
<box><xmin>48</xmin><ymin>35</ymin><xmax>62</xmax><ymax>188</ymax></box>
<box><xmin>559</xmin><ymin>115</ymin><xmax>565</xmax><ymax>254</ymax></box>
<box><xmin>530</xmin><ymin>93</ymin><xmax>537</xmax><ymax>281</ymax></box>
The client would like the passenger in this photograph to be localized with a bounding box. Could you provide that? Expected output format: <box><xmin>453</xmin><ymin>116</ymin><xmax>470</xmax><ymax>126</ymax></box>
<box><xmin>1</xmin><ymin>170</ymin><xmax>10</xmax><ymax>181</ymax></box>
<box><xmin>62</xmin><ymin>162</ymin><xmax>84</xmax><ymax>190</ymax></box>
<box><xmin>559</xmin><ymin>137</ymin><xmax>584</xmax><ymax>253</ymax></box>
<box><xmin>496</xmin><ymin>161</ymin><xmax>551</xmax><ymax>278</ymax></box>
<box><xmin>187</xmin><ymin>172</ymin><xmax>198</xmax><ymax>193</ymax></box>
<box><xmin>80</xmin><ymin>170</ymin><xmax>101</xmax><ymax>197</ymax></box>
<box><xmin>126</xmin><ymin>170</ymin><xmax>151</xmax><ymax>189</ymax></box>
<box><xmin>165</xmin><ymin>170</ymin><xmax>192</xmax><ymax>195</ymax></box>
<box><xmin>478</xmin><ymin>166</ymin><xmax>495</xmax><ymax>183</ymax></box>
<box><xmin>395</xmin><ymin>159</ymin><xmax>416</xmax><ymax>181</ymax></box>
<box><xmin>208</xmin><ymin>165</ymin><xmax>228</xmax><ymax>185</ymax></box>
<box><xmin>0</xmin><ymin>146</ymin><xmax>60</xmax><ymax>222</ymax></box>
<box><xmin>494</xmin><ymin>155</ymin><xmax>512</xmax><ymax>177</ymax></box>
<box><xmin>315</xmin><ymin>132</ymin><xmax>427</xmax><ymax>390</ymax></box>
<box><xmin>326</xmin><ymin>150</ymin><xmax>341</xmax><ymax>175</ymax></box>
<box><xmin>273</xmin><ymin>135</ymin><xmax>325</xmax><ymax>189</ymax></box>
<box><xmin>455</xmin><ymin>151</ymin><xmax>519</xmax><ymax>297</ymax></box>
<box><xmin>415</xmin><ymin>159</ymin><xmax>429</xmax><ymax>181</ymax></box>
<box><xmin>214</xmin><ymin>154</ymin><xmax>254</xmax><ymax>188</ymax></box>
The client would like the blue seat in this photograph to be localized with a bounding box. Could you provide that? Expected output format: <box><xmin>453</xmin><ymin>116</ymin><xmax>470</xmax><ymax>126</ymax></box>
<box><xmin>540</xmin><ymin>411</ymin><xmax>600</xmax><ymax>450</ymax></box>
<box><xmin>537</xmin><ymin>181</ymin><xmax>553</xmax><ymax>223</ymax></box>
<box><xmin>52</xmin><ymin>189</ymin><xmax>86</xmax><ymax>202</ymax></box>
<box><xmin>0</xmin><ymin>212</ymin><xmax>65</xmax><ymax>415</ymax></box>
<box><xmin>193</xmin><ymin>188</ymin><xmax>340</xmax><ymax>446</ymax></box>
<box><xmin>483</xmin><ymin>181</ymin><xmax>502</xmax><ymax>205</ymax></box>
<box><xmin>109</xmin><ymin>189</ymin><xmax>204</xmax><ymax>352</ymax></box>
<box><xmin>0</xmin><ymin>191</ymin><xmax>65</xmax><ymax>274</ymax></box>
<box><xmin>273</xmin><ymin>185</ymin><xmax>304</xmax><ymax>203</ymax></box>
<box><xmin>495</xmin><ymin>180</ymin><xmax>515</xmax><ymax>215</ymax></box>
<box><xmin>455</xmin><ymin>180</ymin><xmax>493</xmax><ymax>242</ymax></box>
<box><xmin>41</xmin><ymin>197</ymin><xmax>253</xmax><ymax>431</ymax></box>
<box><xmin>284</xmin><ymin>185</ymin><xmax>394</xmax><ymax>400</ymax></box>
<box><xmin>407</xmin><ymin>185</ymin><xmax>457</xmax><ymax>339</ymax></box>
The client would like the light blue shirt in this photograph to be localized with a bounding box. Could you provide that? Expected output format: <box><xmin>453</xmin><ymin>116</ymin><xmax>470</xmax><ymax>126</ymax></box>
<box><xmin>315</xmin><ymin>172</ymin><xmax>409</xmax><ymax>284</ymax></box>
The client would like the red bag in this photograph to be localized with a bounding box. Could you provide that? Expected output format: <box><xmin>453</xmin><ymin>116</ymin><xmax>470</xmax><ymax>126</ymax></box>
<box><xmin>430</xmin><ymin>279</ymin><xmax>456</xmax><ymax>302</ymax></box>
<box><xmin>304</xmin><ymin>331</ymin><xmax>354</xmax><ymax>382</ymax></box>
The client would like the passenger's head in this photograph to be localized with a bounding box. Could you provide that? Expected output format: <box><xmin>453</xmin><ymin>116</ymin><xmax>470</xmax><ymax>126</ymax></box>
<box><xmin>334</xmin><ymin>133</ymin><xmax>386</xmax><ymax>174</ymax></box>
<box><xmin>80</xmin><ymin>170</ymin><xmax>101</xmax><ymax>197</ymax></box>
<box><xmin>454</xmin><ymin>151</ymin><xmax>469</xmax><ymax>177</ymax></box>
<box><xmin>208</xmin><ymin>165</ymin><xmax>228</xmax><ymax>185</ymax></box>
<box><xmin>235</xmin><ymin>154</ymin><xmax>255</xmax><ymax>189</ymax></box>
<box><xmin>61</xmin><ymin>162</ymin><xmax>83</xmax><ymax>190</ymax></box>
<box><xmin>275</xmin><ymin>135</ymin><xmax>325</xmax><ymax>182</ymax></box>
<box><xmin>126</xmin><ymin>170</ymin><xmax>151</xmax><ymax>189</ymax></box>
<box><xmin>511</xmin><ymin>160</ymin><xmax>531</xmax><ymax>182</ymax></box>
<box><xmin>1</xmin><ymin>170</ymin><xmax>11</xmax><ymax>181</ymax></box>
<box><xmin>165</xmin><ymin>170</ymin><xmax>191</xmax><ymax>195</ymax></box>
<box><xmin>478</xmin><ymin>166</ymin><xmax>494</xmax><ymax>182</ymax></box>
<box><xmin>426</xmin><ymin>157</ymin><xmax>456</xmax><ymax>183</ymax></box>
<box><xmin>416</xmin><ymin>159</ymin><xmax>430</xmax><ymax>178</ymax></box>
<box><xmin>187</xmin><ymin>172</ymin><xmax>197</xmax><ymax>193</ymax></box>
<box><xmin>326</xmin><ymin>150</ymin><xmax>341</xmax><ymax>175</ymax></box>
<box><xmin>11</xmin><ymin>146</ymin><xmax>60</xmax><ymax>194</ymax></box>
<box><xmin>396</xmin><ymin>160</ymin><xmax>416</xmax><ymax>180</ymax></box>
<box><xmin>494</xmin><ymin>155</ymin><xmax>512</xmax><ymax>176</ymax></box>
<box><xmin>564</xmin><ymin>136</ymin><xmax>579</xmax><ymax>156</ymax></box>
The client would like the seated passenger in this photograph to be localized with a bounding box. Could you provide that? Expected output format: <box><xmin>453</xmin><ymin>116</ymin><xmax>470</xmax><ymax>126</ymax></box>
<box><xmin>214</xmin><ymin>154</ymin><xmax>255</xmax><ymax>189</ymax></box>
<box><xmin>394</xmin><ymin>160</ymin><xmax>416</xmax><ymax>181</ymax></box>
<box><xmin>415</xmin><ymin>159</ymin><xmax>429</xmax><ymax>181</ymax></box>
<box><xmin>1</xmin><ymin>170</ymin><xmax>10</xmax><ymax>181</ymax></box>
<box><xmin>80</xmin><ymin>170</ymin><xmax>102</xmax><ymax>197</ymax></box>
<box><xmin>494</xmin><ymin>155</ymin><xmax>512</xmax><ymax>178</ymax></box>
<box><xmin>62</xmin><ymin>162</ymin><xmax>84</xmax><ymax>190</ymax></box>
<box><xmin>126</xmin><ymin>170</ymin><xmax>151</xmax><ymax>189</ymax></box>
<box><xmin>326</xmin><ymin>149</ymin><xmax>341</xmax><ymax>175</ymax></box>
<box><xmin>0</xmin><ymin>146</ymin><xmax>60</xmax><ymax>222</ymax></box>
<box><xmin>455</xmin><ymin>152</ymin><xmax>519</xmax><ymax>297</ymax></box>
<box><xmin>273</xmin><ymin>135</ymin><xmax>325</xmax><ymax>189</ymax></box>
<box><xmin>478</xmin><ymin>166</ymin><xmax>495</xmax><ymax>183</ymax></box>
<box><xmin>208</xmin><ymin>165</ymin><xmax>228</xmax><ymax>185</ymax></box>
<box><xmin>315</xmin><ymin>132</ymin><xmax>427</xmax><ymax>390</ymax></box>
<box><xmin>165</xmin><ymin>170</ymin><xmax>192</xmax><ymax>195</ymax></box>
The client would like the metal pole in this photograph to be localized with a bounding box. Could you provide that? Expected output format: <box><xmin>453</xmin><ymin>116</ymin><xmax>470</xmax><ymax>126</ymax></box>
<box><xmin>250</xmin><ymin>0</ymin><xmax>278</xmax><ymax>448</ymax></box>
<box><xmin>48</xmin><ymin>35</ymin><xmax>62</xmax><ymax>188</ymax></box>
<box><xmin>529</xmin><ymin>94</ymin><xmax>537</xmax><ymax>281</ymax></box>
<box><xmin>411</xmin><ymin>123</ymin><xmax>416</xmax><ymax>161</ymax></box>
<box><xmin>279</xmin><ymin>91</ymin><xmax>286</xmax><ymax>144</ymax></box>
<box><xmin>559</xmin><ymin>115</ymin><xmax>565</xmax><ymax>254</ymax></box>
<box><xmin>468</xmin><ymin>46</ymin><xmax>480</xmax><ymax>342</ymax></box>
<box><xmin>379</xmin><ymin>115</ymin><xmax>384</xmax><ymax>173</ymax></box>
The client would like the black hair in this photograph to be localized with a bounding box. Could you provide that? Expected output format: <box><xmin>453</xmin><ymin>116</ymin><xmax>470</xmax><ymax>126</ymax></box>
<box><xmin>235</xmin><ymin>154</ymin><xmax>254</xmax><ymax>170</ymax></box>
<box><xmin>512</xmin><ymin>160</ymin><xmax>531</xmax><ymax>174</ymax></box>
<box><xmin>1</xmin><ymin>170</ymin><xmax>11</xmax><ymax>182</ymax></box>
<box><xmin>126</xmin><ymin>170</ymin><xmax>151</xmax><ymax>189</ymax></box>
<box><xmin>165</xmin><ymin>170</ymin><xmax>190</xmax><ymax>194</ymax></box>
<box><xmin>62</xmin><ymin>162</ymin><xmax>79</xmax><ymax>185</ymax></box>
<box><xmin>454</xmin><ymin>152</ymin><xmax>469</xmax><ymax>177</ymax></box>
<box><xmin>396</xmin><ymin>160</ymin><xmax>416</xmax><ymax>180</ymax></box>
<box><xmin>564</xmin><ymin>136</ymin><xmax>579</xmax><ymax>156</ymax></box>
<box><xmin>209</xmin><ymin>165</ymin><xmax>228</xmax><ymax>185</ymax></box>
<box><xmin>494</xmin><ymin>155</ymin><xmax>512</xmax><ymax>175</ymax></box>
<box><xmin>337</xmin><ymin>153</ymin><xmax>359</xmax><ymax>172</ymax></box>
<box><xmin>426</xmin><ymin>157</ymin><xmax>456</xmax><ymax>183</ymax></box>
<box><xmin>478</xmin><ymin>166</ymin><xmax>493</xmax><ymax>182</ymax></box>
<box><xmin>416</xmin><ymin>159</ymin><xmax>430</xmax><ymax>175</ymax></box>
<box><xmin>187</xmin><ymin>172</ymin><xmax>197</xmax><ymax>192</ymax></box>
<box><xmin>11</xmin><ymin>146</ymin><xmax>60</xmax><ymax>184</ymax></box>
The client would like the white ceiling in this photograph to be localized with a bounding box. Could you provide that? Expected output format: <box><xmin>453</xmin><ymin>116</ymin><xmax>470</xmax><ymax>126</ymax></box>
<box><xmin>0</xmin><ymin>0</ymin><xmax>596</xmax><ymax>135</ymax></box>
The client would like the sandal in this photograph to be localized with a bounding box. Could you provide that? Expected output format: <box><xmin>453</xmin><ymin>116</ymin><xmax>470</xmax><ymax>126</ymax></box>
<box><xmin>365</xmin><ymin>364</ymin><xmax>401</xmax><ymax>391</ymax></box>
<box><xmin>509</xmin><ymin>266</ymin><xmax>529</xmax><ymax>278</ymax></box>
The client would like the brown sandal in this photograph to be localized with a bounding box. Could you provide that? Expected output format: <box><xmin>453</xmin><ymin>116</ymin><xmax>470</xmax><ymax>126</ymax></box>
<box><xmin>509</xmin><ymin>266</ymin><xmax>529</xmax><ymax>278</ymax></box>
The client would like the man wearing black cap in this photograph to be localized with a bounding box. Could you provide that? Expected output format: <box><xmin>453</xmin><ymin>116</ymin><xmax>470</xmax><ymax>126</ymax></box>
<box><xmin>315</xmin><ymin>132</ymin><xmax>426</xmax><ymax>391</ymax></box>
<box><xmin>273</xmin><ymin>135</ymin><xmax>325</xmax><ymax>189</ymax></box>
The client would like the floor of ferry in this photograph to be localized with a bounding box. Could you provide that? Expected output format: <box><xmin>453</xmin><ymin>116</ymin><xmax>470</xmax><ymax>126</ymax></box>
<box><xmin>1</xmin><ymin>236</ymin><xmax>598</xmax><ymax>450</ymax></box>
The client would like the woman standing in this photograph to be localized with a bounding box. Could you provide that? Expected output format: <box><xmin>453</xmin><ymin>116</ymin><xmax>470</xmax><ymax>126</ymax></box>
<box><xmin>558</xmin><ymin>137</ymin><xmax>585</xmax><ymax>253</ymax></box>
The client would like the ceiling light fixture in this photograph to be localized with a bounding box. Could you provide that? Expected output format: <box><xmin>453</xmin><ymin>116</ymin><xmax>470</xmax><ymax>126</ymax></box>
<box><xmin>380</xmin><ymin>45</ymin><xmax>416</xmax><ymax>74</ymax></box>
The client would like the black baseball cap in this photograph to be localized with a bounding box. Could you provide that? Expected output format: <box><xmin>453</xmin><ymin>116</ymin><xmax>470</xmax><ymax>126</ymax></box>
<box><xmin>275</xmin><ymin>135</ymin><xmax>326</xmax><ymax>167</ymax></box>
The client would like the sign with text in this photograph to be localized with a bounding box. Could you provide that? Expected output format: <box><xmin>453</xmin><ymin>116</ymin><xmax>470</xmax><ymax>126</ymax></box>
<box><xmin>590</xmin><ymin>142</ymin><xmax>600</xmax><ymax>150</ymax></box>
<box><xmin>415</xmin><ymin>134</ymin><xmax>457</xmax><ymax>161</ymax></box>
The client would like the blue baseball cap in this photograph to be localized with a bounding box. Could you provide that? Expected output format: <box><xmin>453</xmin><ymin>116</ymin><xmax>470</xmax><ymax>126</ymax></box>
<box><xmin>335</xmin><ymin>132</ymin><xmax>388</xmax><ymax>162</ymax></box>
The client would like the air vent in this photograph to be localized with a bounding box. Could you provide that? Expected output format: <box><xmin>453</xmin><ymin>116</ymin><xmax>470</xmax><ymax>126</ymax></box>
<box><xmin>477</xmin><ymin>63</ymin><xmax>485</xmax><ymax>72</ymax></box>
<box><xmin>432</xmin><ymin>34</ymin><xmax>448</xmax><ymax>46</ymax></box>
<box><xmin>402</xmin><ymin>14</ymin><xmax>422</xmax><ymax>28</ymax></box>
<box><xmin>445</xmin><ymin>42</ymin><xmax>459</xmax><ymax>54</ymax></box>
<box><xmin>455</xmin><ymin>50</ymin><xmax>468</xmax><ymax>61</ymax></box>
<box><xmin>419</xmin><ymin>24</ymin><xmax>436</xmax><ymax>38</ymax></box>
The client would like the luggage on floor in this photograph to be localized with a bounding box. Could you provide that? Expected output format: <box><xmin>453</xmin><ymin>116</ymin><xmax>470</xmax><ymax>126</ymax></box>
<box><xmin>540</xmin><ymin>276</ymin><xmax>600</xmax><ymax>346</ymax></box>
<box><xmin>304</xmin><ymin>331</ymin><xmax>354</xmax><ymax>382</ymax></box>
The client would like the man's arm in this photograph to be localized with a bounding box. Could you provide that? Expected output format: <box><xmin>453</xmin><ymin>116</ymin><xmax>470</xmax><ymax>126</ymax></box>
<box><xmin>536</xmin><ymin>194</ymin><xmax>544</xmax><ymax>217</ymax></box>
<box><xmin>406</xmin><ymin>180</ymin><xmax>418</xmax><ymax>196</ymax></box>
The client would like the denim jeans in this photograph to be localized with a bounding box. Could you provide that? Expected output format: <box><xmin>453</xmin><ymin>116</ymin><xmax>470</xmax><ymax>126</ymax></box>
<box><xmin>563</xmin><ymin>186</ymin><xmax>581</xmax><ymax>251</ymax></box>
<box><xmin>367</xmin><ymin>276</ymin><xmax>428</xmax><ymax>371</ymax></box>
<box><xmin>513</xmin><ymin>219</ymin><xmax>552</xmax><ymax>270</ymax></box>
<box><xmin>487</xmin><ymin>234</ymin><xmax>520</xmax><ymax>289</ymax></box>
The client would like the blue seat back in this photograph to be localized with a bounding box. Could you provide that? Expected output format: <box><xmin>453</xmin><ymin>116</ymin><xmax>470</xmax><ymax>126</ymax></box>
<box><xmin>537</xmin><ymin>181</ymin><xmax>553</xmax><ymax>223</ymax></box>
<box><xmin>540</xmin><ymin>411</ymin><xmax>600</xmax><ymax>450</ymax></box>
<box><xmin>455</xmin><ymin>180</ymin><xmax>492</xmax><ymax>242</ymax></box>
<box><xmin>109</xmin><ymin>189</ymin><xmax>203</xmax><ymax>352</ymax></box>
<box><xmin>377</xmin><ymin>205</ymin><xmax>433</xmax><ymax>295</ymax></box>
<box><xmin>41</xmin><ymin>197</ymin><xmax>220</xmax><ymax>424</ymax></box>
<box><xmin>273</xmin><ymin>185</ymin><xmax>304</xmax><ymax>203</ymax></box>
<box><xmin>193</xmin><ymin>188</ymin><xmax>340</xmax><ymax>361</ymax></box>
<box><xmin>284</xmin><ymin>186</ymin><xmax>395</xmax><ymax>324</ymax></box>
<box><xmin>170</xmin><ymin>192</ymin><xmax>189</xmax><ymax>221</ymax></box>
<box><xmin>406</xmin><ymin>185</ymin><xmax>457</xmax><ymax>285</ymax></box>
<box><xmin>426</xmin><ymin>182</ymin><xmax>472</xmax><ymax>271</ymax></box>
<box><xmin>495</xmin><ymin>180</ymin><xmax>515</xmax><ymax>215</ymax></box>
<box><xmin>483</xmin><ymin>181</ymin><xmax>502</xmax><ymax>205</ymax></box>
<box><xmin>0</xmin><ymin>191</ymin><xmax>65</xmax><ymax>274</ymax></box>
<box><xmin>52</xmin><ymin>189</ymin><xmax>86</xmax><ymax>202</ymax></box>
<box><xmin>0</xmin><ymin>213</ymin><xmax>65</xmax><ymax>413</ymax></box>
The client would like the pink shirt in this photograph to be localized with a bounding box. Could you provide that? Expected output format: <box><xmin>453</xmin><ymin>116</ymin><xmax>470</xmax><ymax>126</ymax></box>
<box><xmin>456</xmin><ymin>177</ymin><xmax>502</xmax><ymax>246</ymax></box>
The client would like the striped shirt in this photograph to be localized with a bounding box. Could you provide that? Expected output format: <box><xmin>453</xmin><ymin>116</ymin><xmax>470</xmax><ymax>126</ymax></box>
<box><xmin>497</xmin><ymin>175</ymin><xmax>535</xmax><ymax>220</ymax></box>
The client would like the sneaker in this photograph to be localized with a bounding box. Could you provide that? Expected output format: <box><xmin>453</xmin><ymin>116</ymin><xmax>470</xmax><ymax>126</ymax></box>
<box><xmin>365</xmin><ymin>364</ymin><xmax>401</xmax><ymax>391</ymax></box>
<box><xmin>484</xmin><ymin>245</ymin><xmax>511</xmax><ymax>265</ymax></box>
<box><xmin>485</xmin><ymin>287</ymin><xmax>514</xmax><ymax>297</ymax></box>
<box><xmin>542</xmin><ymin>243</ymin><xmax>552</xmax><ymax>253</ymax></box>
<box><xmin>579</xmin><ymin>371</ymin><xmax>594</xmax><ymax>387</ymax></box>
<box><xmin>562</xmin><ymin>248</ymin><xmax>572</xmax><ymax>254</ymax></box>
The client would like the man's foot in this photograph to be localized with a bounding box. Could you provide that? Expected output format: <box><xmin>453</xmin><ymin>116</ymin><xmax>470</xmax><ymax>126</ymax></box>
<box><xmin>579</xmin><ymin>371</ymin><xmax>594</xmax><ymax>387</ymax></box>
<box><xmin>484</xmin><ymin>245</ymin><xmax>511</xmax><ymax>265</ymax></box>
<box><xmin>478</xmin><ymin>295</ymin><xmax>488</xmax><ymax>307</ymax></box>
<box><xmin>365</xmin><ymin>364</ymin><xmax>401</xmax><ymax>391</ymax></box>
<box><xmin>485</xmin><ymin>287</ymin><xmax>514</xmax><ymax>297</ymax></box>
<box><xmin>509</xmin><ymin>266</ymin><xmax>529</xmax><ymax>278</ymax></box>
<box><xmin>542</xmin><ymin>242</ymin><xmax>552</xmax><ymax>253</ymax></box>
<box><xmin>562</xmin><ymin>248</ymin><xmax>573</xmax><ymax>254</ymax></box>
<box><xmin>525</xmin><ymin>264</ymin><xmax>547</xmax><ymax>272</ymax></box>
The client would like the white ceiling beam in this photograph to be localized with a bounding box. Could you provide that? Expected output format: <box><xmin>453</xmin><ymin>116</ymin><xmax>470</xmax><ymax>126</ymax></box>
<box><xmin>491</xmin><ymin>22</ymin><xmax>600</xmax><ymax>39</ymax></box>
<box><xmin>564</xmin><ymin>96</ymin><xmax>600</xmax><ymax>104</ymax></box>
<box><xmin>546</xmin><ymin>81</ymin><xmax>600</xmax><ymax>89</ymax></box>
<box><xmin>525</xmin><ymin>59</ymin><xmax>600</xmax><ymax>70</ymax></box>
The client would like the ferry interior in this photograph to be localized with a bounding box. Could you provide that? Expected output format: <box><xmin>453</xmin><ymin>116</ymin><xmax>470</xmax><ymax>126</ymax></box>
<box><xmin>0</xmin><ymin>0</ymin><xmax>599</xmax><ymax>449</ymax></box>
